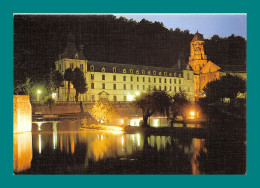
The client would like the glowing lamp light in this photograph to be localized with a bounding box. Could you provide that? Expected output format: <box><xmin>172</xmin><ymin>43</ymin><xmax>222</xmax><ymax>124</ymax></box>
<box><xmin>37</xmin><ymin>90</ymin><xmax>41</xmax><ymax>94</ymax></box>
<box><xmin>101</xmin><ymin>120</ymin><xmax>104</xmax><ymax>124</ymax></box>
<box><xmin>189</xmin><ymin>111</ymin><xmax>195</xmax><ymax>119</ymax></box>
<box><xmin>135</xmin><ymin>91</ymin><xmax>140</xmax><ymax>96</ymax></box>
<box><xmin>120</xmin><ymin>119</ymin><xmax>124</xmax><ymax>124</ymax></box>
<box><xmin>52</xmin><ymin>92</ymin><xmax>57</xmax><ymax>99</ymax></box>
<box><xmin>127</xmin><ymin>95</ymin><xmax>135</xmax><ymax>101</ymax></box>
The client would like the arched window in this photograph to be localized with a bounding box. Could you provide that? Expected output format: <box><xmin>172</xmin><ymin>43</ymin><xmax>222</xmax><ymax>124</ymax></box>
<box><xmin>142</xmin><ymin>70</ymin><xmax>145</xmax><ymax>74</ymax></box>
<box><xmin>113</xmin><ymin>67</ymin><xmax>116</xmax><ymax>73</ymax></box>
<box><xmin>101</xmin><ymin>67</ymin><xmax>105</xmax><ymax>72</ymax></box>
<box><xmin>164</xmin><ymin>72</ymin><xmax>167</xmax><ymax>76</ymax></box>
<box><xmin>90</xmin><ymin>65</ymin><xmax>94</xmax><ymax>72</ymax></box>
<box><xmin>136</xmin><ymin>70</ymin><xmax>139</xmax><ymax>74</ymax></box>
<box><xmin>153</xmin><ymin>71</ymin><xmax>156</xmax><ymax>75</ymax></box>
<box><xmin>123</xmin><ymin>69</ymin><xmax>126</xmax><ymax>73</ymax></box>
<box><xmin>130</xmin><ymin>69</ymin><xmax>133</xmax><ymax>74</ymax></box>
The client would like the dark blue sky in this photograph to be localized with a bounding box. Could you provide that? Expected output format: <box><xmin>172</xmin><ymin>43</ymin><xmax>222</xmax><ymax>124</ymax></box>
<box><xmin>114</xmin><ymin>14</ymin><xmax>247</xmax><ymax>39</ymax></box>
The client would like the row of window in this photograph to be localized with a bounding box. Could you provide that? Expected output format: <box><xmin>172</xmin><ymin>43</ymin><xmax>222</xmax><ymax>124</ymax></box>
<box><xmin>91</xmin><ymin>74</ymin><xmax>182</xmax><ymax>84</ymax></box>
<box><xmin>90</xmin><ymin>83</ymin><xmax>187</xmax><ymax>92</ymax></box>
<box><xmin>90</xmin><ymin>65</ymin><xmax>182</xmax><ymax>77</ymax></box>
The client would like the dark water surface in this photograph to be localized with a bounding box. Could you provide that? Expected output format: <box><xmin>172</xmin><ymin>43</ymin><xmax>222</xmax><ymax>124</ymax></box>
<box><xmin>15</xmin><ymin>120</ymin><xmax>246</xmax><ymax>174</ymax></box>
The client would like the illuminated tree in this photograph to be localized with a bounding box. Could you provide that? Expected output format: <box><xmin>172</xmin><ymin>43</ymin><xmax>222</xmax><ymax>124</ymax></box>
<box><xmin>90</xmin><ymin>101</ymin><xmax>116</xmax><ymax>124</ymax></box>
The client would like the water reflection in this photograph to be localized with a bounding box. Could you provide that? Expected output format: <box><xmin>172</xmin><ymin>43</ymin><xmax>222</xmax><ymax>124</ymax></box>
<box><xmin>13</xmin><ymin>132</ymin><xmax>32</xmax><ymax>173</ymax></box>
<box><xmin>17</xmin><ymin>120</ymin><xmax>245</xmax><ymax>174</ymax></box>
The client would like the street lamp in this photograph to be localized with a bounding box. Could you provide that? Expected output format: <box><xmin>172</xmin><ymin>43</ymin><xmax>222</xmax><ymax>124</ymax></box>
<box><xmin>37</xmin><ymin>90</ymin><xmax>41</xmax><ymax>102</ymax></box>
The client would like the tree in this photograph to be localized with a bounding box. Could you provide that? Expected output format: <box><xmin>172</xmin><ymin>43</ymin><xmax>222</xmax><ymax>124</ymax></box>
<box><xmin>14</xmin><ymin>78</ymin><xmax>33</xmax><ymax>96</ymax></box>
<box><xmin>203</xmin><ymin>74</ymin><xmax>246</xmax><ymax>104</ymax></box>
<box><xmin>50</xmin><ymin>70</ymin><xmax>64</xmax><ymax>99</ymax></box>
<box><xmin>64</xmin><ymin>68</ymin><xmax>74</xmax><ymax>102</ymax></box>
<box><xmin>134</xmin><ymin>90</ymin><xmax>171</xmax><ymax>127</ymax></box>
<box><xmin>90</xmin><ymin>101</ymin><xmax>116</xmax><ymax>124</ymax></box>
<box><xmin>168</xmin><ymin>92</ymin><xmax>189</xmax><ymax>127</ymax></box>
<box><xmin>72</xmin><ymin>68</ymin><xmax>87</xmax><ymax>102</ymax></box>
<box><xmin>42</xmin><ymin>96</ymin><xmax>55</xmax><ymax>114</ymax></box>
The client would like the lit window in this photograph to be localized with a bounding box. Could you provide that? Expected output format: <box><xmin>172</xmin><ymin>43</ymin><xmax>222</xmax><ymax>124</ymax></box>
<box><xmin>164</xmin><ymin>86</ymin><xmax>167</xmax><ymax>91</ymax></box>
<box><xmin>131</xmin><ymin>76</ymin><xmax>133</xmax><ymax>82</ymax></box>
<box><xmin>91</xmin><ymin>83</ymin><xmax>94</xmax><ymax>89</ymax></box>
<box><xmin>179</xmin><ymin>74</ymin><xmax>181</xmax><ymax>77</ymax></box>
<box><xmin>91</xmin><ymin>74</ymin><xmax>94</xmax><ymax>80</ymax></box>
<box><xmin>148</xmin><ymin>71</ymin><xmax>151</xmax><ymax>75</ymax></box>
<box><xmin>90</xmin><ymin>65</ymin><xmax>94</xmax><ymax>71</ymax></box>
<box><xmin>113</xmin><ymin>67</ymin><xmax>116</xmax><ymax>73</ymax></box>
<box><xmin>174</xmin><ymin>79</ymin><xmax>176</xmax><ymax>84</ymax></box>
<box><xmin>170</xmin><ymin>86</ymin><xmax>172</xmax><ymax>91</ymax></box>
<box><xmin>179</xmin><ymin>79</ymin><xmax>181</xmax><ymax>84</ymax></box>
<box><xmin>159</xmin><ymin>78</ymin><xmax>161</xmax><ymax>83</ymax></box>
<box><xmin>169</xmin><ymin>73</ymin><xmax>172</xmax><ymax>76</ymax></box>
<box><xmin>170</xmin><ymin>79</ymin><xmax>172</xmax><ymax>84</ymax></box>
<box><xmin>148</xmin><ymin>77</ymin><xmax>151</xmax><ymax>82</ymax></box>
<box><xmin>174</xmin><ymin>86</ymin><xmax>176</xmax><ymax>92</ymax></box>
<box><xmin>179</xmin><ymin>86</ymin><xmax>182</xmax><ymax>91</ymax></box>
<box><xmin>102</xmin><ymin>83</ymin><xmax>105</xmax><ymax>89</ymax></box>
<box><xmin>165</xmin><ymin>78</ymin><xmax>167</xmax><ymax>83</ymax></box>
<box><xmin>159</xmin><ymin>72</ymin><xmax>162</xmax><ymax>76</ymax></box>
<box><xmin>164</xmin><ymin>72</ymin><xmax>167</xmax><ymax>76</ymax></box>
<box><xmin>174</xmin><ymin>73</ymin><xmax>176</xmax><ymax>77</ymax></box>
<box><xmin>137</xmin><ymin>77</ymin><xmax>139</xmax><ymax>82</ymax></box>
<box><xmin>102</xmin><ymin>75</ymin><xmax>105</xmax><ymax>80</ymax></box>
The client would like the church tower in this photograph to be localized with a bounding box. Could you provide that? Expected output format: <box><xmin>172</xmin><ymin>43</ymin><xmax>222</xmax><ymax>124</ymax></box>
<box><xmin>188</xmin><ymin>31</ymin><xmax>221</xmax><ymax>99</ymax></box>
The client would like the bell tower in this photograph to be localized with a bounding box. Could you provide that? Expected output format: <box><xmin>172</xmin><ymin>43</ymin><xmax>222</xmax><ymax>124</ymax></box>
<box><xmin>189</xmin><ymin>31</ymin><xmax>208</xmax><ymax>74</ymax></box>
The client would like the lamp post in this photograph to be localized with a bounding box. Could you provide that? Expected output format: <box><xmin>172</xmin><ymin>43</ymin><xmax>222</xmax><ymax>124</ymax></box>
<box><xmin>37</xmin><ymin>90</ymin><xmax>41</xmax><ymax>102</ymax></box>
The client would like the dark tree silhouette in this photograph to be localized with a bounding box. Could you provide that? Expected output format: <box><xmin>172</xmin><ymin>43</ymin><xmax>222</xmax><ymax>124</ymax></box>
<box><xmin>64</xmin><ymin>68</ymin><xmax>74</xmax><ymax>102</ymax></box>
<box><xmin>134</xmin><ymin>90</ymin><xmax>171</xmax><ymax>127</ymax></box>
<box><xmin>72</xmin><ymin>68</ymin><xmax>87</xmax><ymax>102</ymax></box>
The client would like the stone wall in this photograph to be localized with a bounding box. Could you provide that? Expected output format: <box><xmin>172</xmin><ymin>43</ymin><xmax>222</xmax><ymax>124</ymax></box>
<box><xmin>13</xmin><ymin>95</ymin><xmax>32</xmax><ymax>133</ymax></box>
<box><xmin>32</xmin><ymin>102</ymin><xmax>82</xmax><ymax>115</ymax></box>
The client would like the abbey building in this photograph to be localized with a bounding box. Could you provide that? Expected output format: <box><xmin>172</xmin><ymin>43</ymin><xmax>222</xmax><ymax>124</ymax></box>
<box><xmin>55</xmin><ymin>32</ymin><xmax>246</xmax><ymax>102</ymax></box>
<box><xmin>55</xmin><ymin>33</ymin><xmax>194</xmax><ymax>102</ymax></box>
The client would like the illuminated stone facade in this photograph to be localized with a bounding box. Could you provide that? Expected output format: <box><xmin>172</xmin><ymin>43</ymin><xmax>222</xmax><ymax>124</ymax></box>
<box><xmin>55</xmin><ymin>34</ymin><xmax>195</xmax><ymax>102</ymax></box>
<box><xmin>188</xmin><ymin>32</ymin><xmax>221</xmax><ymax>99</ymax></box>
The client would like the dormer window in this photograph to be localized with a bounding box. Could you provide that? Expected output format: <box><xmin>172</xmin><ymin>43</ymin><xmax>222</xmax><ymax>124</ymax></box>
<box><xmin>159</xmin><ymin>72</ymin><xmax>162</xmax><ymax>76</ymax></box>
<box><xmin>75</xmin><ymin>53</ymin><xmax>79</xmax><ymax>59</ymax></box>
<box><xmin>130</xmin><ymin>69</ymin><xmax>133</xmax><ymax>74</ymax></box>
<box><xmin>136</xmin><ymin>70</ymin><xmax>139</xmax><ymax>74</ymax></box>
<box><xmin>123</xmin><ymin>69</ymin><xmax>126</xmax><ymax>73</ymax></box>
<box><xmin>113</xmin><ymin>67</ymin><xmax>116</xmax><ymax>73</ymax></box>
<box><xmin>164</xmin><ymin>72</ymin><xmax>167</xmax><ymax>76</ymax></box>
<box><xmin>142</xmin><ymin>70</ymin><xmax>145</xmax><ymax>74</ymax></box>
<box><xmin>90</xmin><ymin>65</ymin><xmax>94</xmax><ymax>72</ymax></box>
<box><xmin>174</xmin><ymin>73</ymin><xmax>176</xmax><ymax>77</ymax></box>
<box><xmin>179</xmin><ymin>74</ymin><xmax>181</xmax><ymax>77</ymax></box>
<box><xmin>148</xmin><ymin>71</ymin><xmax>151</xmax><ymax>75</ymax></box>
<box><xmin>101</xmin><ymin>67</ymin><xmax>106</xmax><ymax>72</ymax></box>
<box><xmin>169</xmin><ymin>73</ymin><xmax>172</xmax><ymax>76</ymax></box>
<box><xmin>153</xmin><ymin>71</ymin><xmax>156</xmax><ymax>75</ymax></box>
